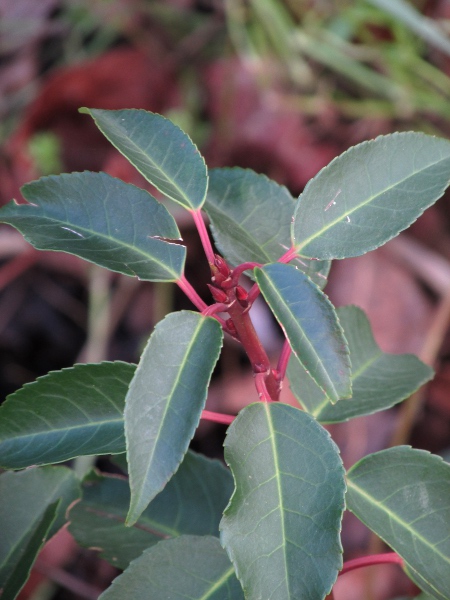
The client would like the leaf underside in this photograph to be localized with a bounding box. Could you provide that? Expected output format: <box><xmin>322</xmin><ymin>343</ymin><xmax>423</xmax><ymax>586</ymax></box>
<box><xmin>255</xmin><ymin>262</ymin><xmax>351</xmax><ymax>403</ymax></box>
<box><xmin>292</xmin><ymin>132</ymin><xmax>450</xmax><ymax>259</ymax></box>
<box><xmin>220</xmin><ymin>402</ymin><xmax>345</xmax><ymax>600</ymax></box>
<box><xmin>68</xmin><ymin>450</ymin><xmax>233</xmax><ymax>570</ymax></box>
<box><xmin>288</xmin><ymin>305</ymin><xmax>433</xmax><ymax>423</ymax></box>
<box><xmin>346</xmin><ymin>446</ymin><xmax>450</xmax><ymax>599</ymax></box>
<box><xmin>0</xmin><ymin>171</ymin><xmax>185</xmax><ymax>281</ymax></box>
<box><xmin>82</xmin><ymin>108</ymin><xmax>208</xmax><ymax>210</ymax></box>
<box><xmin>125</xmin><ymin>311</ymin><xmax>223</xmax><ymax>525</ymax></box>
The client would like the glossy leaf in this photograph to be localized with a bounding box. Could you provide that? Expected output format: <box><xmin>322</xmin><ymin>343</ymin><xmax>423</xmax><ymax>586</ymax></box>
<box><xmin>221</xmin><ymin>402</ymin><xmax>345</xmax><ymax>600</ymax></box>
<box><xmin>255</xmin><ymin>262</ymin><xmax>351</xmax><ymax>402</ymax></box>
<box><xmin>81</xmin><ymin>108</ymin><xmax>208</xmax><ymax>210</ymax></box>
<box><xmin>346</xmin><ymin>447</ymin><xmax>450</xmax><ymax>599</ymax></box>
<box><xmin>125</xmin><ymin>311</ymin><xmax>223</xmax><ymax>525</ymax></box>
<box><xmin>288</xmin><ymin>305</ymin><xmax>433</xmax><ymax>423</ymax></box>
<box><xmin>1</xmin><ymin>501</ymin><xmax>58</xmax><ymax>600</ymax></box>
<box><xmin>204</xmin><ymin>167</ymin><xmax>330</xmax><ymax>288</ymax></box>
<box><xmin>292</xmin><ymin>133</ymin><xmax>450</xmax><ymax>259</ymax></box>
<box><xmin>0</xmin><ymin>467</ymin><xmax>79</xmax><ymax>589</ymax></box>
<box><xmin>0</xmin><ymin>172</ymin><xmax>185</xmax><ymax>281</ymax></box>
<box><xmin>98</xmin><ymin>536</ymin><xmax>243</xmax><ymax>600</ymax></box>
<box><xmin>0</xmin><ymin>362</ymin><xmax>135</xmax><ymax>469</ymax></box>
<box><xmin>69</xmin><ymin>450</ymin><xmax>233</xmax><ymax>569</ymax></box>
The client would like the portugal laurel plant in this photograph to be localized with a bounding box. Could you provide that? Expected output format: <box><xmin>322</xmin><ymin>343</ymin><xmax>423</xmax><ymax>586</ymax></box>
<box><xmin>0</xmin><ymin>108</ymin><xmax>449</xmax><ymax>600</ymax></box>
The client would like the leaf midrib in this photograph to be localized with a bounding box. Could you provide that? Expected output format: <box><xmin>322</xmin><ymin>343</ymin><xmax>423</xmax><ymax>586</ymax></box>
<box><xmin>258</xmin><ymin>270</ymin><xmax>343</xmax><ymax>402</ymax></box>
<box><xmin>7</xmin><ymin>211</ymin><xmax>182</xmax><ymax>280</ymax></box>
<box><xmin>96</xmin><ymin>112</ymin><xmax>201</xmax><ymax>209</ymax></box>
<box><xmin>346</xmin><ymin>478</ymin><xmax>450</xmax><ymax>566</ymax></box>
<box><xmin>295</xmin><ymin>153</ymin><xmax>450</xmax><ymax>253</ymax></box>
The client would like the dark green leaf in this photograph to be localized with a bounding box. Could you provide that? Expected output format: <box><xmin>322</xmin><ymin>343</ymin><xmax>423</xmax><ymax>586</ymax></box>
<box><xmin>220</xmin><ymin>402</ymin><xmax>345</xmax><ymax>600</ymax></box>
<box><xmin>0</xmin><ymin>362</ymin><xmax>135</xmax><ymax>469</ymax></box>
<box><xmin>288</xmin><ymin>305</ymin><xmax>433</xmax><ymax>423</ymax></box>
<box><xmin>69</xmin><ymin>451</ymin><xmax>233</xmax><ymax>569</ymax></box>
<box><xmin>125</xmin><ymin>311</ymin><xmax>223</xmax><ymax>525</ymax></box>
<box><xmin>98</xmin><ymin>536</ymin><xmax>243</xmax><ymax>600</ymax></box>
<box><xmin>1</xmin><ymin>501</ymin><xmax>59</xmax><ymax>600</ymax></box>
<box><xmin>255</xmin><ymin>263</ymin><xmax>351</xmax><ymax>402</ymax></box>
<box><xmin>292</xmin><ymin>133</ymin><xmax>450</xmax><ymax>259</ymax></box>
<box><xmin>346</xmin><ymin>447</ymin><xmax>450</xmax><ymax>600</ymax></box>
<box><xmin>204</xmin><ymin>167</ymin><xmax>330</xmax><ymax>288</ymax></box>
<box><xmin>0</xmin><ymin>467</ymin><xmax>79</xmax><ymax>588</ymax></box>
<box><xmin>0</xmin><ymin>172</ymin><xmax>185</xmax><ymax>281</ymax></box>
<box><xmin>81</xmin><ymin>108</ymin><xmax>208</xmax><ymax>210</ymax></box>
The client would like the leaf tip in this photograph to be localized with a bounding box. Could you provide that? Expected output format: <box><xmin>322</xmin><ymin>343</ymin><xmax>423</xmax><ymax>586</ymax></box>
<box><xmin>78</xmin><ymin>107</ymin><xmax>91</xmax><ymax>115</ymax></box>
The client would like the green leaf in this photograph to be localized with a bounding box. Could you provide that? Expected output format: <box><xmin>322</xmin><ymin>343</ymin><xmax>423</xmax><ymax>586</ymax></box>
<box><xmin>68</xmin><ymin>451</ymin><xmax>233</xmax><ymax>569</ymax></box>
<box><xmin>1</xmin><ymin>501</ymin><xmax>59</xmax><ymax>600</ymax></box>
<box><xmin>0</xmin><ymin>172</ymin><xmax>185</xmax><ymax>281</ymax></box>
<box><xmin>288</xmin><ymin>305</ymin><xmax>433</xmax><ymax>423</ymax></box>
<box><xmin>255</xmin><ymin>263</ymin><xmax>351</xmax><ymax>403</ymax></box>
<box><xmin>0</xmin><ymin>362</ymin><xmax>135</xmax><ymax>469</ymax></box>
<box><xmin>98</xmin><ymin>536</ymin><xmax>243</xmax><ymax>600</ymax></box>
<box><xmin>81</xmin><ymin>108</ymin><xmax>208</xmax><ymax>210</ymax></box>
<box><xmin>346</xmin><ymin>447</ymin><xmax>450</xmax><ymax>600</ymax></box>
<box><xmin>0</xmin><ymin>467</ymin><xmax>79</xmax><ymax>589</ymax></box>
<box><xmin>125</xmin><ymin>311</ymin><xmax>223</xmax><ymax>525</ymax></box>
<box><xmin>292</xmin><ymin>133</ymin><xmax>450</xmax><ymax>259</ymax></box>
<box><xmin>204</xmin><ymin>167</ymin><xmax>330</xmax><ymax>288</ymax></box>
<box><xmin>220</xmin><ymin>402</ymin><xmax>345</xmax><ymax>600</ymax></box>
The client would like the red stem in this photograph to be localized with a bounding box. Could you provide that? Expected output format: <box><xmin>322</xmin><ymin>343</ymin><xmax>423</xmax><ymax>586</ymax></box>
<box><xmin>201</xmin><ymin>409</ymin><xmax>235</xmax><ymax>425</ymax></box>
<box><xmin>231</xmin><ymin>262</ymin><xmax>261</xmax><ymax>285</ymax></box>
<box><xmin>177</xmin><ymin>274</ymin><xmax>208</xmax><ymax>311</ymax></box>
<box><xmin>276</xmin><ymin>340</ymin><xmax>292</xmax><ymax>381</ymax></box>
<box><xmin>339</xmin><ymin>553</ymin><xmax>404</xmax><ymax>576</ymax></box>
<box><xmin>278</xmin><ymin>246</ymin><xmax>298</xmax><ymax>264</ymax></box>
<box><xmin>191</xmin><ymin>208</ymin><xmax>215</xmax><ymax>265</ymax></box>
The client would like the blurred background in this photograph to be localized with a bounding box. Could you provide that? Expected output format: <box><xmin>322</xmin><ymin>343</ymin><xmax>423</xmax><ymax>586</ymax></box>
<box><xmin>1</xmin><ymin>0</ymin><xmax>450</xmax><ymax>598</ymax></box>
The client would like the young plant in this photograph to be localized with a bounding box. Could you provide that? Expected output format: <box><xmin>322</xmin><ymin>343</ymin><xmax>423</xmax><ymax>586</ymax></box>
<box><xmin>0</xmin><ymin>108</ymin><xmax>449</xmax><ymax>600</ymax></box>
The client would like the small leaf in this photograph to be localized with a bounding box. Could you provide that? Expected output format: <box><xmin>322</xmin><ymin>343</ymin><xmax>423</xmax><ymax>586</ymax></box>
<box><xmin>0</xmin><ymin>362</ymin><xmax>135</xmax><ymax>469</ymax></box>
<box><xmin>204</xmin><ymin>167</ymin><xmax>330</xmax><ymax>288</ymax></box>
<box><xmin>220</xmin><ymin>402</ymin><xmax>345</xmax><ymax>600</ymax></box>
<box><xmin>0</xmin><ymin>467</ymin><xmax>79</xmax><ymax>589</ymax></box>
<box><xmin>346</xmin><ymin>447</ymin><xmax>450</xmax><ymax>599</ymax></box>
<box><xmin>0</xmin><ymin>172</ymin><xmax>185</xmax><ymax>281</ymax></box>
<box><xmin>98</xmin><ymin>536</ymin><xmax>243</xmax><ymax>600</ymax></box>
<box><xmin>255</xmin><ymin>263</ymin><xmax>351</xmax><ymax>402</ymax></box>
<box><xmin>68</xmin><ymin>450</ymin><xmax>233</xmax><ymax>569</ymax></box>
<box><xmin>1</xmin><ymin>501</ymin><xmax>59</xmax><ymax>600</ymax></box>
<box><xmin>292</xmin><ymin>133</ymin><xmax>450</xmax><ymax>259</ymax></box>
<box><xmin>288</xmin><ymin>305</ymin><xmax>433</xmax><ymax>423</ymax></box>
<box><xmin>81</xmin><ymin>108</ymin><xmax>208</xmax><ymax>210</ymax></box>
<box><xmin>125</xmin><ymin>311</ymin><xmax>223</xmax><ymax>525</ymax></box>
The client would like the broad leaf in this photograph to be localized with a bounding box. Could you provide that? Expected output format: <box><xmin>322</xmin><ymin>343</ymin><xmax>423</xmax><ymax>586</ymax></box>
<box><xmin>98</xmin><ymin>536</ymin><xmax>243</xmax><ymax>600</ymax></box>
<box><xmin>221</xmin><ymin>402</ymin><xmax>345</xmax><ymax>600</ymax></box>
<box><xmin>292</xmin><ymin>133</ymin><xmax>450</xmax><ymax>259</ymax></box>
<box><xmin>68</xmin><ymin>450</ymin><xmax>233</xmax><ymax>569</ymax></box>
<box><xmin>0</xmin><ymin>172</ymin><xmax>185</xmax><ymax>281</ymax></box>
<box><xmin>81</xmin><ymin>108</ymin><xmax>208</xmax><ymax>210</ymax></box>
<box><xmin>125</xmin><ymin>311</ymin><xmax>223</xmax><ymax>525</ymax></box>
<box><xmin>255</xmin><ymin>263</ymin><xmax>351</xmax><ymax>403</ymax></box>
<box><xmin>288</xmin><ymin>305</ymin><xmax>433</xmax><ymax>423</ymax></box>
<box><xmin>1</xmin><ymin>501</ymin><xmax>59</xmax><ymax>600</ymax></box>
<box><xmin>0</xmin><ymin>467</ymin><xmax>79</xmax><ymax>589</ymax></box>
<box><xmin>0</xmin><ymin>362</ymin><xmax>135</xmax><ymax>469</ymax></box>
<box><xmin>204</xmin><ymin>167</ymin><xmax>330</xmax><ymax>288</ymax></box>
<box><xmin>346</xmin><ymin>447</ymin><xmax>450</xmax><ymax>600</ymax></box>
